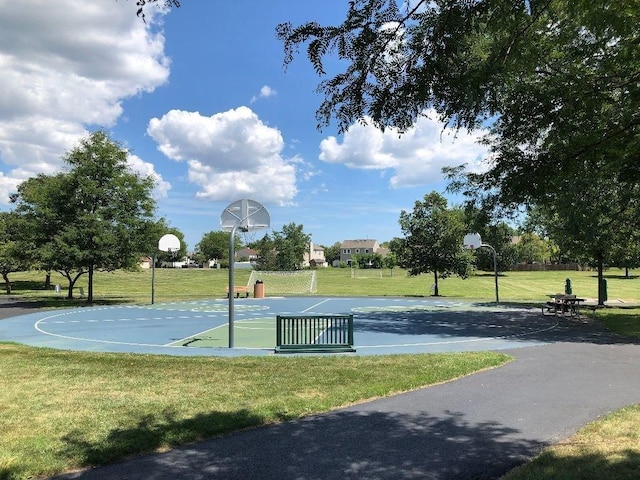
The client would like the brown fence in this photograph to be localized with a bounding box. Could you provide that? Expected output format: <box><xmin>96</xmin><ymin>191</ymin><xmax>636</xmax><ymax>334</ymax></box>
<box><xmin>510</xmin><ymin>263</ymin><xmax>583</xmax><ymax>272</ymax></box>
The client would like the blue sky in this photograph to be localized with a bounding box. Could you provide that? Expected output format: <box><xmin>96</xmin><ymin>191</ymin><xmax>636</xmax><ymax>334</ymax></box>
<box><xmin>0</xmin><ymin>0</ymin><xmax>488</xmax><ymax>252</ymax></box>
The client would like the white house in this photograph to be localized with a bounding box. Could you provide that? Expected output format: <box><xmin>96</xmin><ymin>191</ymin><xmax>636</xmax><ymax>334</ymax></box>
<box><xmin>303</xmin><ymin>242</ymin><xmax>328</xmax><ymax>268</ymax></box>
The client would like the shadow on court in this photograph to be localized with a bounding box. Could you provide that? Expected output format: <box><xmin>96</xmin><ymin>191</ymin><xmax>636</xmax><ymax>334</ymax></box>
<box><xmin>351</xmin><ymin>305</ymin><xmax>638</xmax><ymax>347</ymax></box>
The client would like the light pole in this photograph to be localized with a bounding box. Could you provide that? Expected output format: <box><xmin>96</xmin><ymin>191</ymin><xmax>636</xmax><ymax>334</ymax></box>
<box><xmin>463</xmin><ymin>233</ymin><xmax>499</xmax><ymax>304</ymax></box>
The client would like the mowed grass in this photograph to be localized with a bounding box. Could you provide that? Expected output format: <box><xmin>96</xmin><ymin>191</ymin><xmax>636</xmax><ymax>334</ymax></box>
<box><xmin>3</xmin><ymin>267</ymin><xmax>640</xmax><ymax>479</ymax></box>
<box><xmin>0</xmin><ymin>344</ymin><xmax>508</xmax><ymax>479</ymax></box>
<box><xmin>9</xmin><ymin>266</ymin><xmax>640</xmax><ymax>305</ymax></box>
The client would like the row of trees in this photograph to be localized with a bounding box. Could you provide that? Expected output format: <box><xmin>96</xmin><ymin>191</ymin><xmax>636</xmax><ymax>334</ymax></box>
<box><xmin>385</xmin><ymin>191</ymin><xmax>640</xmax><ymax>303</ymax></box>
<box><xmin>192</xmin><ymin>223</ymin><xmax>312</xmax><ymax>271</ymax></box>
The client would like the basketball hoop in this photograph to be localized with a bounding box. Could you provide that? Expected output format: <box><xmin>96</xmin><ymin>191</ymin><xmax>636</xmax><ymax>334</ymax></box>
<box><xmin>158</xmin><ymin>234</ymin><xmax>180</xmax><ymax>252</ymax></box>
<box><xmin>462</xmin><ymin>232</ymin><xmax>499</xmax><ymax>304</ymax></box>
<box><xmin>463</xmin><ymin>233</ymin><xmax>482</xmax><ymax>250</ymax></box>
<box><xmin>152</xmin><ymin>234</ymin><xmax>182</xmax><ymax>305</ymax></box>
<box><xmin>220</xmin><ymin>199</ymin><xmax>270</xmax><ymax>348</ymax></box>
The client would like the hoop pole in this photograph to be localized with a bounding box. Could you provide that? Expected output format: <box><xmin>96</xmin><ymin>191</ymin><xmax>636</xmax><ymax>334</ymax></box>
<box><xmin>481</xmin><ymin>243</ymin><xmax>499</xmax><ymax>304</ymax></box>
<box><xmin>151</xmin><ymin>253</ymin><xmax>156</xmax><ymax>304</ymax></box>
<box><xmin>228</xmin><ymin>225</ymin><xmax>238</xmax><ymax>348</ymax></box>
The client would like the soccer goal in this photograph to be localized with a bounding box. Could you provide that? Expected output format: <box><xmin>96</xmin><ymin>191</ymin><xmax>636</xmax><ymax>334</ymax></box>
<box><xmin>247</xmin><ymin>270</ymin><xmax>317</xmax><ymax>295</ymax></box>
<box><xmin>350</xmin><ymin>268</ymin><xmax>383</xmax><ymax>279</ymax></box>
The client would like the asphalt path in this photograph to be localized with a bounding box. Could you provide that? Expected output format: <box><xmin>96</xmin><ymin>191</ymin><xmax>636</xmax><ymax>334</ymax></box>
<box><xmin>2</xmin><ymin>297</ymin><xmax>639</xmax><ymax>479</ymax></box>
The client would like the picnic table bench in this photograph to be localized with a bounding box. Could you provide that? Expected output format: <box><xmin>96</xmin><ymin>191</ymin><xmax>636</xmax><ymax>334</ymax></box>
<box><xmin>542</xmin><ymin>294</ymin><xmax>585</xmax><ymax>318</ymax></box>
<box><xmin>226</xmin><ymin>285</ymin><xmax>249</xmax><ymax>298</ymax></box>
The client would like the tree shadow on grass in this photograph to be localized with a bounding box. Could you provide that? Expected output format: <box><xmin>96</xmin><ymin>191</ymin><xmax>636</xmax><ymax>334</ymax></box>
<box><xmin>56</xmin><ymin>408</ymin><xmax>274</xmax><ymax>470</ymax></box>
<box><xmin>45</xmin><ymin>406</ymin><xmax>636</xmax><ymax>480</ymax></box>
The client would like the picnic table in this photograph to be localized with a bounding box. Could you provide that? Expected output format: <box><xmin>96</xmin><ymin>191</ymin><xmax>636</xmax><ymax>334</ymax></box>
<box><xmin>543</xmin><ymin>294</ymin><xmax>586</xmax><ymax>318</ymax></box>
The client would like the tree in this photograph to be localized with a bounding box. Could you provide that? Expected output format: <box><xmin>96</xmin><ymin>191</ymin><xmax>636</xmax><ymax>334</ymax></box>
<box><xmin>398</xmin><ymin>192</ymin><xmax>470</xmax><ymax>296</ymax></box>
<box><xmin>0</xmin><ymin>213</ymin><xmax>29</xmax><ymax>293</ymax></box>
<box><xmin>11</xmin><ymin>131</ymin><xmax>158</xmax><ymax>302</ymax></box>
<box><xmin>351</xmin><ymin>252</ymin><xmax>383</xmax><ymax>269</ymax></box>
<box><xmin>382</xmin><ymin>251</ymin><xmax>397</xmax><ymax>271</ymax></box>
<box><xmin>255</xmin><ymin>233</ymin><xmax>278</xmax><ymax>271</ymax></box>
<box><xmin>514</xmin><ymin>232</ymin><xmax>550</xmax><ymax>265</ymax></box>
<box><xmin>195</xmin><ymin>231</ymin><xmax>240</xmax><ymax>265</ymax></box>
<box><xmin>522</xmin><ymin>167</ymin><xmax>640</xmax><ymax>305</ymax></box>
<box><xmin>323</xmin><ymin>242</ymin><xmax>342</xmax><ymax>265</ymax></box>
<box><xmin>272</xmin><ymin>223</ymin><xmax>311</xmax><ymax>270</ymax></box>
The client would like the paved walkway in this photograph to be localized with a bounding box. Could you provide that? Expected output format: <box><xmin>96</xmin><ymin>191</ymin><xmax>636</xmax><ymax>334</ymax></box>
<box><xmin>47</xmin><ymin>315</ymin><xmax>640</xmax><ymax>479</ymax></box>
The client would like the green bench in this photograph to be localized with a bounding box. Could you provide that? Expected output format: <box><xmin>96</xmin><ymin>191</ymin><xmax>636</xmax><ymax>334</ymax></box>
<box><xmin>275</xmin><ymin>314</ymin><xmax>355</xmax><ymax>353</ymax></box>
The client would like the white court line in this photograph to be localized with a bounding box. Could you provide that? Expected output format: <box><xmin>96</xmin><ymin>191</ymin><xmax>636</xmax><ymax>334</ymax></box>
<box><xmin>168</xmin><ymin>323</ymin><xmax>228</xmax><ymax>347</ymax></box>
<box><xmin>301</xmin><ymin>298</ymin><xmax>332</xmax><ymax>313</ymax></box>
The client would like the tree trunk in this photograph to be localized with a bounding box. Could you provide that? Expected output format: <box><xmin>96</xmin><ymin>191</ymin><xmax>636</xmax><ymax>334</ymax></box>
<box><xmin>3</xmin><ymin>273</ymin><xmax>11</xmax><ymax>294</ymax></box>
<box><xmin>88</xmin><ymin>266</ymin><xmax>94</xmax><ymax>303</ymax></box>
<box><xmin>597</xmin><ymin>251</ymin><xmax>605</xmax><ymax>306</ymax></box>
<box><xmin>44</xmin><ymin>272</ymin><xmax>51</xmax><ymax>289</ymax></box>
<box><xmin>432</xmin><ymin>270</ymin><xmax>439</xmax><ymax>296</ymax></box>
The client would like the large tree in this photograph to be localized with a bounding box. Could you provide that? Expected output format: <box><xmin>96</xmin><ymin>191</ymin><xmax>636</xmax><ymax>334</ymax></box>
<box><xmin>398</xmin><ymin>192</ymin><xmax>471</xmax><ymax>296</ymax></box>
<box><xmin>525</xmin><ymin>167</ymin><xmax>640</xmax><ymax>305</ymax></box>
<box><xmin>11</xmin><ymin>131</ymin><xmax>158</xmax><ymax>302</ymax></box>
<box><xmin>272</xmin><ymin>223</ymin><xmax>311</xmax><ymax>271</ymax></box>
<box><xmin>254</xmin><ymin>224</ymin><xmax>311</xmax><ymax>271</ymax></box>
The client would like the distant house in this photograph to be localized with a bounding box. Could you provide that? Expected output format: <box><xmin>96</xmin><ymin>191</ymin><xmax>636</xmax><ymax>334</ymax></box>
<box><xmin>303</xmin><ymin>242</ymin><xmax>328</xmax><ymax>268</ymax></box>
<box><xmin>236</xmin><ymin>248</ymin><xmax>259</xmax><ymax>262</ymax></box>
<box><xmin>139</xmin><ymin>256</ymin><xmax>153</xmax><ymax>269</ymax></box>
<box><xmin>339</xmin><ymin>239</ymin><xmax>381</xmax><ymax>266</ymax></box>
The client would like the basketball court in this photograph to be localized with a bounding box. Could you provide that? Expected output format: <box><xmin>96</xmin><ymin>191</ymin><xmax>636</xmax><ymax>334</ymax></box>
<box><xmin>0</xmin><ymin>296</ymin><xmax>560</xmax><ymax>356</ymax></box>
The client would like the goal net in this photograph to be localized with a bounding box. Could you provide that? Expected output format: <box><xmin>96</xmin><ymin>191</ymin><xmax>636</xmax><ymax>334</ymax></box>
<box><xmin>350</xmin><ymin>268</ymin><xmax>383</xmax><ymax>279</ymax></box>
<box><xmin>247</xmin><ymin>270</ymin><xmax>318</xmax><ymax>295</ymax></box>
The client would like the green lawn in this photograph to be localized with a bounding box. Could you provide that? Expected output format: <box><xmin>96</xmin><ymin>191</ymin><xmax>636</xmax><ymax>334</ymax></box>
<box><xmin>8</xmin><ymin>266</ymin><xmax>640</xmax><ymax>306</ymax></box>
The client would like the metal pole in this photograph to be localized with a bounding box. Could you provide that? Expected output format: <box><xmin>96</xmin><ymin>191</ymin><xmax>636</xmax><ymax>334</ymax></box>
<box><xmin>482</xmin><ymin>243</ymin><xmax>499</xmax><ymax>304</ymax></box>
<box><xmin>228</xmin><ymin>225</ymin><xmax>237</xmax><ymax>348</ymax></box>
<box><xmin>151</xmin><ymin>253</ymin><xmax>156</xmax><ymax>304</ymax></box>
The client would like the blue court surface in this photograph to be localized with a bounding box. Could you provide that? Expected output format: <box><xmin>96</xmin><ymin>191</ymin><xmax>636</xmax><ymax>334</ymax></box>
<box><xmin>0</xmin><ymin>297</ymin><xmax>558</xmax><ymax>356</ymax></box>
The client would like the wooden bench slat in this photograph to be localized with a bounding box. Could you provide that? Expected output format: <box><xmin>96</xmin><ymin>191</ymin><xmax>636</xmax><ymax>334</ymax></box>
<box><xmin>225</xmin><ymin>286</ymin><xmax>249</xmax><ymax>298</ymax></box>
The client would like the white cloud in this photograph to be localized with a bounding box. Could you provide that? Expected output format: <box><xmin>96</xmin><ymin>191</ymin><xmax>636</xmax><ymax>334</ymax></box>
<box><xmin>127</xmin><ymin>154</ymin><xmax>171</xmax><ymax>199</ymax></box>
<box><xmin>0</xmin><ymin>0</ymin><xmax>171</xmax><ymax>202</ymax></box>
<box><xmin>250</xmin><ymin>85</ymin><xmax>277</xmax><ymax>103</ymax></box>
<box><xmin>147</xmin><ymin>107</ymin><xmax>298</xmax><ymax>204</ymax></box>
<box><xmin>319</xmin><ymin>111</ymin><xmax>489</xmax><ymax>188</ymax></box>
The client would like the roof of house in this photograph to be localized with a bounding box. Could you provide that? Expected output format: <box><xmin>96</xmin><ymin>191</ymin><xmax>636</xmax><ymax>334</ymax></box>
<box><xmin>341</xmin><ymin>239</ymin><xmax>379</xmax><ymax>249</ymax></box>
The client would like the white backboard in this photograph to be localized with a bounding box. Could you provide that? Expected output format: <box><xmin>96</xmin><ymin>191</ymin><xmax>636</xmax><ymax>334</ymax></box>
<box><xmin>220</xmin><ymin>199</ymin><xmax>270</xmax><ymax>232</ymax></box>
<box><xmin>463</xmin><ymin>233</ymin><xmax>482</xmax><ymax>250</ymax></box>
<box><xmin>158</xmin><ymin>233</ymin><xmax>181</xmax><ymax>252</ymax></box>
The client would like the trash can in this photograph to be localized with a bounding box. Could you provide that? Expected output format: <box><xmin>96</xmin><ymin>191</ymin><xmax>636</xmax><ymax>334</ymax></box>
<box><xmin>565</xmin><ymin>278</ymin><xmax>572</xmax><ymax>295</ymax></box>
<box><xmin>254</xmin><ymin>279</ymin><xmax>265</xmax><ymax>299</ymax></box>
<box><xmin>600</xmin><ymin>278</ymin><xmax>608</xmax><ymax>302</ymax></box>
